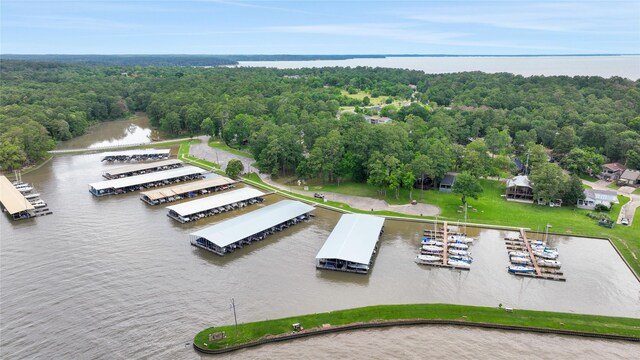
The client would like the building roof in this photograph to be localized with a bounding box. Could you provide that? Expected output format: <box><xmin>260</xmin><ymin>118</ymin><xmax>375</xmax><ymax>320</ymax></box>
<box><xmin>103</xmin><ymin>159</ymin><xmax>183</xmax><ymax>177</ymax></box>
<box><xmin>620</xmin><ymin>169</ymin><xmax>640</xmax><ymax>181</ymax></box>
<box><xmin>101</xmin><ymin>149</ymin><xmax>170</xmax><ymax>158</ymax></box>
<box><xmin>89</xmin><ymin>165</ymin><xmax>206</xmax><ymax>191</ymax></box>
<box><xmin>140</xmin><ymin>176</ymin><xmax>236</xmax><ymax>201</ymax></box>
<box><xmin>506</xmin><ymin>175</ymin><xmax>531</xmax><ymax>188</ymax></box>
<box><xmin>440</xmin><ymin>174</ymin><xmax>457</xmax><ymax>186</ymax></box>
<box><xmin>583</xmin><ymin>189</ymin><xmax>619</xmax><ymax>203</ymax></box>
<box><xmin>166</xmin><ymin>187</ymin><xmax>264</xmax><ymax>216</ymax></box>
<box><xmin>189</xmin><ymin>200</ymin><xmax>315</xmax><ymax>248</ymax></box>
<box><xmin>315</xmin><ymin>214</ymin><xmax>385</xmax><ymax>265</ymax></box>
<box><xmin>602</xmin><ymin>162</ymin><xmax>627</xmax><ymax>172</ymax></box>
<box><xmin>0</xmin><ymin>176</ymin><xmax>35</xmax><ymax>215</ymax></box>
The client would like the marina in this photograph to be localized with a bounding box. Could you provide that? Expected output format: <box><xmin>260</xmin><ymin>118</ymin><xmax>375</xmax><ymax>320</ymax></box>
<box><xmin>88</xmin><ymin>165</ymin><xmax>207</xmax><ymax>196</ymax></box>
<box><xmin>315</xmin><ymin>214</ymin><xmax>385</xmax><ymax>274</ymax></box>
<box><xmin>503</xmin><ymin>229</ymin><xmax>566</xmax><ymax>281</ymax></box>
<box><xmin>166</xmin><ymin>187</ymin><xmax>265</xmax><ymax>223</ymax></box>
<box><xmin>415</xmin><ymin>221</ymin><xmax>476</xmax><ymax>270</ymax></box>
<box><xmin>189</xmin><ymin>200</ymin><xmax>315</xmax><ymax>256</ymax></box>
<box><xmin>140</xmin><ymin>176</ymin><xmax>237</xmax><ymax>205</ymax></box>
<box><xmin>102</xmin><ymin>159</ymin><xmax>183</xmax><ymax>179</ymax></box>
<box><xmin>101</xmin><ymin>149</ymin><xmax>171</xmax><ymax>162</ymax></box>
<box><xmin>0</xmin><ymin>175</ymin><xmax>52</xmax><ymax>220</ymax></box>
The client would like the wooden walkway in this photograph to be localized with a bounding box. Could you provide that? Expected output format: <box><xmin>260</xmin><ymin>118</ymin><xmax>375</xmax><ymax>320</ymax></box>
<box><xmin>520</xmin><ymin>229</ymin><xmax>542</xmax><ymax>276</ymax></box>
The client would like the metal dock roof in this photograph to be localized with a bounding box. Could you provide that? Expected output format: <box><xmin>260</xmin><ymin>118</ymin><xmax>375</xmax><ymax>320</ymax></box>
<box><xmin>166</xmin><ymin>187</ymin><xmax>264</xmax><ymax>216</ymax></box>
<box><xmin>315</xmin><ymin>214</ymin><xmax>385</xmax><ymax>265</ymax></box>
<box><xmin>0</xmin><ymin>176</ymin><xmax>35</xmax><ymax>215</ymax></box>
<box><xmin>103</xmin><ymin>159</ymin><xmax>183</xmax><ymax>177</ymax></box>
<box><xmin>189</xmin><ymin>200</ymin><xmax>315</xmax><ymax>248</ymax></box>
<box><xmin>140</xmin><ymin>176</ymin><xmax>236</xmax><ymax>201</ymax></box>
<box><xmin>101</xmin><ymin>149</ymin><xmax>170</xmax><ymax>158</ymax></box>
<box><xmin>89</xmin><ymin>165</ymin><xmax>206</xmax><ymax>191</ymax></box>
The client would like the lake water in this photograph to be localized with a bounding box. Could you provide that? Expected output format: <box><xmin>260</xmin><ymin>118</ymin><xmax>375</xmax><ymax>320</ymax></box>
<box><xmin>237</xmin><ymin>55</ymin><xmax>640</xmax><ymax>79</ymax></box>
<box><xmin>55</xmin><ymin>112</ymin><xmax>158</xmax><ymax>150</ymax></box>
<box><xmin>1</xmin><ymin>143</ymin><xmax>638</xmax><ymax>358</ymax></box>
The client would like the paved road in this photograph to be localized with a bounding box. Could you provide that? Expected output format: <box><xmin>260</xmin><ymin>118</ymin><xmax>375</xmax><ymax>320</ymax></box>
<box><xmin>190</xmin><ymin>136</ymin><xmax>440</xmax><ymax>217</ymax></box>
<box><xmin>582</xmin><ymin>179</ymin><xmax>639</xmax><ymax>226</ymax></box>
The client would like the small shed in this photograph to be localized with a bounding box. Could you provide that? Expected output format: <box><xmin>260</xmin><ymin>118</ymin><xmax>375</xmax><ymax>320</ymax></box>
<box><xmin>577</xmin><ymin>189</ymin><xmax>619</xmax><ymax>210</ymax></box>
<box><xmin>439</xmin><ymin>174</ymin><xmax>456</xmax><ymax>192</ymax></box>
<box><xmin>505</xmin><ymin>175</ymin><xmax>533</xmax><ymax>202</ymax></box>
<box><xmin>619</xmin><ymin>169</ymin><xmax>640</xmax><ymax>185</ymax></box>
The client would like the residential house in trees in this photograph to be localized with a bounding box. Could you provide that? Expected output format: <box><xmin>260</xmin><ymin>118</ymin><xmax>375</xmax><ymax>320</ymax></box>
<box><xmin>600</xmin><ymin>163</ymin><xmax>626</xmax><ymax>181</ymax></box>
<box><xmin>439</xmin><ymin>174</ymin><xmax>457</xmax><ymax>192</ymax></box>
<box><xmin>505</xmin><ymin>175</ymin><xmax>534</xmax><ymax>202</ymax></box>
<box><xmin>577</xmin><ymin>189</ymin><xmax>619</xmax><ymax>210</ymax></box>
<box><xmin>619</xmin><ymin>169</ymin><xmax>640</xmax><ymax>186</ymax></box>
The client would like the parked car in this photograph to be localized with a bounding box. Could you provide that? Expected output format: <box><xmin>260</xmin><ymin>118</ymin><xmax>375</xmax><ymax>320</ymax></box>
<box><xmin>314</xmin><ymin>193</ymin><xmax>324</xmax><ymax>199</ymax></box>
<box><xmin>621</xmin><ymin>218</ymin><xmax>630</xmax><ymax>226</ymax></box>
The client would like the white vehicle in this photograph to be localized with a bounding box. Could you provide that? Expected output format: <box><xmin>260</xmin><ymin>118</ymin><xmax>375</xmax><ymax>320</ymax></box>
<box><xmin>621</xmin><ymin>218</ymin><xmax>630</xmax><ymax>226</ymax></box>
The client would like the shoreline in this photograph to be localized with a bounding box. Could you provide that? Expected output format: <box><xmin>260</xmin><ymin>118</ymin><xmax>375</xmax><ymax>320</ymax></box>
<box><xmin>193</xmin><ymin>304</ymin><xmax>640</xmax><ymax>354</ymax></box>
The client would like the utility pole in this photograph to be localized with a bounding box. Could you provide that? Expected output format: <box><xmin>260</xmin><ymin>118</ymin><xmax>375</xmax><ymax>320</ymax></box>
<box><xmin>231</xmin><ymin>298</ymin><xmax>238</xmax><ymax>336</ymax></box>
<box><xmin>525</xmin><ymin>151</ymin><xmax>531</xmax><ymax>175</ymax></box>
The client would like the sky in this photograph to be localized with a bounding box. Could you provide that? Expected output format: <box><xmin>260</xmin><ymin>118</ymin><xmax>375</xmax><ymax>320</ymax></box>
<box><xmin>1</xmin><ymin>0</ymin><xmax>639</xmax><ymax>55</ymax></box>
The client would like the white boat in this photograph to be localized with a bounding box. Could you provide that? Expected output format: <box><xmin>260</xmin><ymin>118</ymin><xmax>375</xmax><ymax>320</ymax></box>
<box><xmin>448</xmin><ymin>255</ymin><xmax>473</xmax><ymax>263</ymax></box>
<box><xmin>508</xmin><ymin>265</ymin><xmax>535</xmax><ymax>273</ymax></box>
<box><xmin>448</xmin><ymin>259</ymin><xmax>471</xmax><ymax>269</ymax></box>
<box><xmin>415</xmin><ymin>254</ymin><xmax>442</xmax><ymax>264</ymax></box>
<box><xmin>29</xmin><ymin>200</ymin><xmax>47</xmax><ymax>208</ymax></box>
<box><xmin>16</xmin><ymin>186</ymin><xmax>33</xmax><ymax>193</ymax></box>
<box><xmin>347</xmin><ymin>263</ymin><xmax>370</xmax><ymax>271</ymax></box>
<box><xmin>448</xmin><ymin>249</ymin><xmax>470</xmax><ymax>256</ymax></box>
<box><xmin>422</xmin><ymin>245</ymin><xmax>444</xmax><ymax>253</ymax></box>
<box><xmin>531</xmin><ymin>244</ymin><xmax>558</xmax><ymax>252</ymax></box>
<box><xmin>509</xmin><ymin>251</ymin><xmax>529</xmax><ymax>257</ymax></box>
<box><xmin>448</xmin><ymin>243</ymin><xmax>468</xmax><ymax>250</ymax></box>
<box><xmin>534</xmin><ymin>251</ymin><xmax>559</xmax><ymax>260</ymax></box>
<box><xmin>537</xmin><ymin>259</ymin><xmax>562</xmax><ymax>268</ymax></box>
<box><xmin>510</xmin><ymin>256</ymin><xmax>532</xmax><ymax>265</ymax></box>
<box><xmin>448</xmin><ymin>235</ymin><xmax>474</xmax><ymax>244</ymax></box>
<box><xmin>421</xmin><ymin>240</ymin><xmax>443</xmax><ymax>246</ymax></box>
<box><xmin>24</xmin><ymin>193</ymin><xmax>41</xmax><ymax>199</ymax></box>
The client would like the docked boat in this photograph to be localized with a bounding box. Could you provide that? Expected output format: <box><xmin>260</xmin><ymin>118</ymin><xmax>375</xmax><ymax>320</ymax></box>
<box><xmin>447</xmin><ymin>259</ymin><xmax>471</xmax><ymax>269</ymax></box>
<box><xmin>510</xmin><ymin>256</ymin><xmax>532</xmax><ymax>265</ymax></box>
<box><xmin>508</xmin><ymin>265</ymin><xmax>535</xmax><ymax>273</ymax></box>
<box><xmin>346</xmin><ymin>263</ymin><xmax>370</xmax><ymax>271</ymax></box>
<box><xmin>448</xmin><ymin>242</ymin><xmax>468</xmax><ymax>250</ymax></box>
<box><xmin>421</xmin><ymin>240</ymin><xmax>443</xmax><ymax>246</ymax></box>
<box><xmin>448</xmin><ymin>249</ymin><xmax>470</xmax><ymax>256</ymax></box>
<box><xmin>29</xmin><ymin>200</ymin><xmax>47</xmax><ymax>208</ymax></box>
<box><xmin>537</xmin><ymin>259</ymin><xmax>562</xmax><ymax>268</ymax></box>
<box><xmin>16</xmin><ymin>185</ymin><xmax>33</xmax><ymax>193</ymax></box>
<box><xmin>415</xmin><ymin>254</ymin><xmax>442</xmax><ymax>264</ymax></box>
<box><xmin>508</xmin><ymin>251</ymin><xmax>529</xmax><ymax>257</ymax></box>
<box><xmin>448</xmin><ymin>255</ymin><xmax>473</xmax><ymax>263</ymax></box>
<box><xmin>534</xmin><ymin>250</ymin><xmax>559</xmax><ymax>259</ymax></box>
<box><xmin>421</xmin><ymin>245</ymin><xmax>444</xmax><ymax>253</ymax></box>
<box><xmin>447</xmin><ymin>235</ymin><xmax>474</xmax><ymax>244</ymax></box>
<box><xmin>24</xmin><ymin>193</ymin><xmax>41</xmax><ymax>199</ymax></box>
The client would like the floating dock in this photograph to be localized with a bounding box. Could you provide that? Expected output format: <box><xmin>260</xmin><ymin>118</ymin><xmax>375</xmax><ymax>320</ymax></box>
<box><xmin>102</xmin><ymin>159</ymin><xmax>183</xmax><ymax>179</ymax></box>
<box><xmin>189</xmin><ymin>200</ymin><xmax>315</xmax><ymax>256</ymax></box>
<box><xmin>315</xmin><ymin>214</ymin><xmax>385</xmax><ymax>274</ymax></box>
<box><xmin>503</xmin><ymin>230</ymin><xmax>566</xmax><ymax>281</ymax></box>
<box><xmin>166</xmin><ymin>187</ymin><xmax>265</xmax><ymax>223</ymax></box>
<box><xmin>0</xmin><ymin>176</ymin><xmax>36</xmax><ymax>220</ymax></box>
<box><xmin>415</xmin><ymin>221</ymin><xmax>474</xmax><ymax>270</ymax></box>
<box><xmin>140</xmin><ymin>176</ymin><xmax>237</xmax><ymax>205</ymax></box>
<box><xmin>88</xmin><ymin>165</ymin><xmax>207</xmax><ymax>197</ymax></box>
<box><xmin>101</xmin><ymin>149</ymin><xmax>170</xmax><ymax>162</ymax></box>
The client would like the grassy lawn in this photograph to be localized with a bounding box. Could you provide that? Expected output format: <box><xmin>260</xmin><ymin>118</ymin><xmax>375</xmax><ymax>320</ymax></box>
<box><xmin>194</xmin><ymin>304</ymin><xmax>640</xmax><ymax>351</ymax></box>
<box><xmin>607</xmin><ymin>182</ymin><xmax>622</xmax><ymax>190</ymax></box>
<box><xmin>208</xmin><ymin>139</ymin><xmax>253</xmax><ymax>158</ymax></box>
<box><xmin>178</xmin><ymin>140</ymin><xmax>220</xmax><ymax>170</ymax></box>
<box><xmin>578</xmin><ymin>174</ymin><xmax>599</xmax><ymax>182</ymax></box>
<box><xmin>634</xmin><ymin>188</ymin><xmax>640</xmax><ymax>195</ymax></box>
<box><xmin>340</xmin><ymin>90</ymin><xmax>389</xmax><ymax>105</ymax></box>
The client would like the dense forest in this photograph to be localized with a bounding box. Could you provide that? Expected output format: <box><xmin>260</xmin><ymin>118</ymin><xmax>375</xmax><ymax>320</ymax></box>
<box><xmin>1</xmin><ymin>60</ymin><xmax>639</xmax><ymax>203</ymax></box>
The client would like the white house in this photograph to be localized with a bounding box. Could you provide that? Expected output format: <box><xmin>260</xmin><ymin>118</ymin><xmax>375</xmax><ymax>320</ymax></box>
<box><xmin>577</xmin><ymin>189</ymin><xmax>618</xmax><ymax>210</ymax></box>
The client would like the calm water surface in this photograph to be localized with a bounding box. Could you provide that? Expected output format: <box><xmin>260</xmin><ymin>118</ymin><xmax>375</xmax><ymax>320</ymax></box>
<box><xmin>1</xmin><ymin>147</ymin><xmax>639</xmax><ymax>358</ymax></box>
<box><xmin>55</xmin><ymin>112</ymin><xmax>158</xmax><ymax>150</ymax></box>
<box><xmin>238</xmin><ymin>55</ymin><xmax>640</xmax><ymax>79</ymax></box>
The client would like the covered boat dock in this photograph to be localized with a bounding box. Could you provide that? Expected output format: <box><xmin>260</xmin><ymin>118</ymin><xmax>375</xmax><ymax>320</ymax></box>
<box><xmin>102</xmin><ymin>159</ymin><xmax>183</xmax><ymax>179</ymax></box>
<box><xmin>189</xmin><ymin>200</ymin><xmax>315</xmax><ymax>255</ymax></box>
<box><xmin>140</xmin><ymin>176</ymin><xmax>237</xmax><ymax>205</ymax></box>
<box><xmin>166</xmin><ymin>187</ymin><xmax>265</xmax><ymax>223</ymax></box>
<box><xmin>0</xmin><ymin>175</ymin><xmax>35</xmax><ymax>220</ymax></box>
<box><xmin>89</xmin><ymin>165</ymin><xmax>206</xmax><ymax>197</ymax></box>
<box><xmin>315</xmin><ymin>214</ymin><xmax>385</xmax><ymax>274</ymax></box>
<box><xmin>101</xmin><ymin>149</ymin><xmax>170</xmax><ymax>162</ymax></box>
